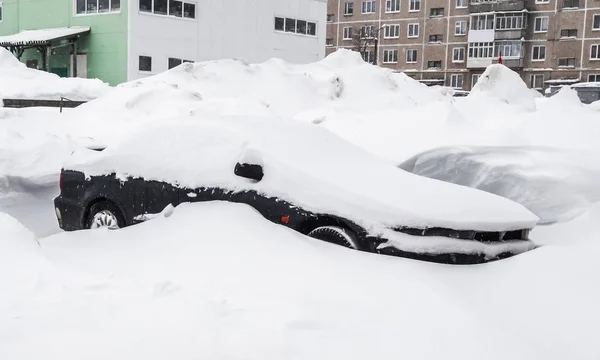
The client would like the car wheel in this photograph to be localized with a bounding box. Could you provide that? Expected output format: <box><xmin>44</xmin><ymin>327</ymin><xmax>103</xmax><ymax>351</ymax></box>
<box><xmin>307</xmin><ymin>226</ymin><xmax>360</xmax><ymax>250</ymax></box>
<box><xmin>87</xmin><ymin>201</ymin><xmax>125</xmax><ymax>230</ymax></box>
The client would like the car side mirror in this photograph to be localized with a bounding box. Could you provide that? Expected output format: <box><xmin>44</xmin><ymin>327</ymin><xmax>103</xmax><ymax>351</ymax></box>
<box><xmin>234</xmin><ymin>162</ymin><xmax>264</xmax><ymax>182</ymax></box>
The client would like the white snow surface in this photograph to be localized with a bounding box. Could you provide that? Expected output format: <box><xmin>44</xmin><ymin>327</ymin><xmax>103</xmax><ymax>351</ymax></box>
<box><xmin>0</xmin><ymin>47</ymin><xmax>110</xmax><ymax>101</ymax></box>
<box><xmin>64</xmin><ymin>116</ymin><xmax>538</xmax><ymax>234</ymax></box>
<box><xmin>468</xmin><ymin>64</ymin><xmax>537</xmax><ymax>111</ymax></box>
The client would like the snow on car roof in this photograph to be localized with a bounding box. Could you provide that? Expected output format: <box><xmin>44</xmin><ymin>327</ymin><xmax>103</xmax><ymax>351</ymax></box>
<box><xmin>64</xmin><ymin>116</ymin><xmax>538</xmax><ymax>233</ymax></box>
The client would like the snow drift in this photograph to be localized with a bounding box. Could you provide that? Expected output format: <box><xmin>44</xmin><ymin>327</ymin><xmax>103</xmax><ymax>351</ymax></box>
<box><xmin>0</xmin><ymin>48</ymin><xmax>111</xmax><ymax>102</ymax></box>
<box><xmin>468</xmin><ymin>64</ymin><xmax>536</xmax><ymax>111</ymax></box>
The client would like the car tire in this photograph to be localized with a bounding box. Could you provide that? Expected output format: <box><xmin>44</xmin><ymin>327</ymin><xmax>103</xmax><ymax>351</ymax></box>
<box><xmin>86</xmin><ymin>201</ymin><xmax>125</xmax><ymax>230</ymax></box>
<box><xmin>307</xmin><ymin>226</ymin><xmax>360</xmax><ymax>250</ymax></box>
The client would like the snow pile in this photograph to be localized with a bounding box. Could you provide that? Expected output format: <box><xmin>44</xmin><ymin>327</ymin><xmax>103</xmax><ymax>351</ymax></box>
<box><xmin>468</xmin><ymin>64</ymin><xmax>536</xmax><ymax>111</ymax></box>
<box><xmin>540</xmin><ymin>86</ymin><xmax>582</xmax><ymax>109</ymax></box>
<box><xmin>0</xmin><ymin>48</ymin><xmax>111</xmax><ymax>102</ymax></box>
<box><xmin>400</xmin><ymin>146</ymin><xmax>600</xmax><ymax>224</ymax></box>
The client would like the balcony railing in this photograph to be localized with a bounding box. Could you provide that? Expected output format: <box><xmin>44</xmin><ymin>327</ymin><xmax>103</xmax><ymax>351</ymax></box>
<box><xmin>469</xmin><ymin>0</ymin><xmax>525</xmax><ymax>13</ymax></box>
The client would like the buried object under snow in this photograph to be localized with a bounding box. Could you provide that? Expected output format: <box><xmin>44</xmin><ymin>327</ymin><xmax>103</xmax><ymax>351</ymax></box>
<box><xmin>54</xmin><ymin>115</ymin><xmax>538</xmax><ymax>264</ymax></box>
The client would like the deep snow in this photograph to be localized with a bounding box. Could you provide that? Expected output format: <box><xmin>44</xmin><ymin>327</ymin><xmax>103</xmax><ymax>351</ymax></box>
<box><xmin>1</xmin><ymin>49</ymin><xmax>600</xmax><ymax>359</ymax></box>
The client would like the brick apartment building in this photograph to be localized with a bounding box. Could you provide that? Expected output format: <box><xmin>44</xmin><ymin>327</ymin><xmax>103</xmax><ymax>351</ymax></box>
<box><xmin>326</xmin><ymin>0</ymin><xmax>600</xmax><ymax>91</ymax></box>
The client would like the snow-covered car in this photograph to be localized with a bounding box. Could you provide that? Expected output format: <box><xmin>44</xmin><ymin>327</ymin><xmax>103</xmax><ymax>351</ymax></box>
<box><xmin>53</xmin><ymin>116</ymin><xmax>539</xmax><ymax>264</ymax></box>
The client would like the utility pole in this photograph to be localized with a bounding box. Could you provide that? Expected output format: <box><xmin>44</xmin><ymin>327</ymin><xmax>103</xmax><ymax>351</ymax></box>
<box><xmin>372</xmin><ymin>24</ymin><xmax>387</xmax><ymax>66</ymax></box>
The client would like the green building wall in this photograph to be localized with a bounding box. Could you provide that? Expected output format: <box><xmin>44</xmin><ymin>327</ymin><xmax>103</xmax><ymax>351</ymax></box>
<box><xmin>0</xmin><ymin>0</ymin><xmax>128</xmax><ymax>85</ymax></box>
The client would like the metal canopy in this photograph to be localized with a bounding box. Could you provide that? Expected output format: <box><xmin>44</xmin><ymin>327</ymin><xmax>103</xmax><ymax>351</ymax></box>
<box><xmin>0</xmin><ymin>26</ymin><xmax>90</xmax><ymax>47</ymax></box>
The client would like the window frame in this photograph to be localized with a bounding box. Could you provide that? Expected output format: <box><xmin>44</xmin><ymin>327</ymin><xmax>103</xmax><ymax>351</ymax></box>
<box><xmin>382</xmin><ymin>49</ymin><xmax>399</xmax><ymax>63</ymax></box>
<box><xmin>560</xmin><ymin>28</ymin><xmax>577</xmax><ymax>38</ymax></box>
<box><xmin>76</xmin><ymin>0</ymin><xmax>121</xmax><ymax>15</ymax></box>
<box><xmin>408</xmin><ymin>23</ymin><xmax>420</xmax><ymax>38</ymax></box>
<box><xmin>274</xmin><ymin>16</ymin><xmax>318</xmax><ymax>37</ymax></box>
<box><xmin>343</xmin><ymin>27</ymin><xmax>353</xmax><ymax>40</ymax></box>
<box><xmin>562</xmin><ymin>0</ymin><xmax>579</xmax><ymax>8</ymax></box>
<box><xmin>361</xmin><ymin>25</ymin><xmax>374</xmax><ymax>38</ymax></box>
<box><xmin>455</xmin><ymin>20</ymin><xmax>467</xmax><ymax>35</ymax></box>
<box><xmin>429</xmin><ymin>34</ymin><xmax>443</xmax><ymax>43</ymax></box>
<box><xmin>344</xmin><ymin>1</ymin><xmax>354</xmax><ymax>15</ymax></box>
<box><xmin>384</xmin><ymin>24</ymin><xmax>400</xmax><ymax>39</ymax></box>
<box><xmin>450</xmin><ymin>74</ymin><xmax>464</xmax><ymax>89</ymax></box>
<box><xmin>137</xmin><ymin>0</ymin><xmax>196</xmax><ymax>18</ymax></box>
<box><xmin>594</xmin><ymin>15</ymin><xmax>600</xmax><ymax>30</ymax></box>
<box><xmin>495</xmin><ymin>40</ymin><xmax>523</xmax><ymax>59</ymax></box>
<box><xmin>456</xmin><ymin>0</ymin><xmax>468</xmax><ymax>8</ymax></box>
<box><xmin>535</xmin><ymin>0</ymin><xmax>549</xmax><ymax>3</ymax></box>
<box><xmin>558</xmin><ymin>57</ymin><xmax>576</xmax><ymax>67</ymax></box>
<box><xmin>362</xmin><ymin>0</ymin><xmax>376</xmax><ymax>14</ymax></box>
<box><xmin>472</xmin><ymin>74</ymin><xmax>480</xmax><ymax>87</ymax></box>
<box><xmin>588</xmin><ymin>74</ymin><xmax>600</xmax><ymax>82</ymax></box>
<box><xmin>470</xmin><ymin>14</ymin><xmax>494</xmax><ymax>30</ymax></box>
<box><xmin>406</xmin><ymin>49</ymin><xmax>418</xmax><ymax>63</ymax></box>
<box><xmin>530</xmin><ymin>74</ymin><xmax>544</xmax><ymax>90</ymax></box>
<box><xmin>534</xmin><ymin>16</ymin><xmax>549</xmax><ymax>33</ymax></box>
<box><xmin>362</xmin><ymin>50</ymin><xmax>374</xmax><ymax>63</ymax></box>
<box><xmin>452</xmin><ymin>47</ymin><xmax>465</xmax><ymax>63</ymax></box>
<box><xmin>386</xmin><ymin>0</ymin><xmax>400</xmax><ymax>12</ymax></box>
<box><xmin>531</xmin><ymin>45</ymin><xmax>546</xmax><ymax>61</ymax></box>
<box><xmin>591</xmin><ymin>44</ymin><xmax>600</xmax><ymax>60</ymax></box>
<box><xmin>467</xmin><ymin>42</ymin><xmax>494</xmax><ymax>59</ymax></box>
<box><xmin>427</xmin><ymin>60</ymin><xmax>442</xmax><ymax>69</ymax></box>
<box><xmin>168</xmin><ymin>57</ymin><xmax>182</xmax><ymax>69</ymax></box>
<box><xmin>409</xmin><ymin>0</ymin><xmax>421</xmax><ymax>12</ymax></box>
<box><xmin>138</xmin><ymin>55</ymin><xmax>152</xmax><ymax>72</ymax></box>
<box><xmin>430</xmin><ymin>7</ymin><xmax>444</xmax><ymax>17</ymax></box>
<box><xmin>0</xmin><ymin>1</ymin><xmax>3</xmax><ymax>22</ymax></box>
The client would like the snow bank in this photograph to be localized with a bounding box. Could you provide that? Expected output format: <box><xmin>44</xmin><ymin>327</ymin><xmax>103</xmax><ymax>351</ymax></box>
<box><xmin>468</xmin><ymin>64</ymin><xmax>536</xmax><ymax>111</ymax></box>
<box><xmin>0</xmin><ymin>48</ymin><xmax>111</xmax><ymax>101</ymax></box>
<box><xmin>399</xmin><ymin>146</ymin><xmax>600</xmax><ymax>224</ymax></box>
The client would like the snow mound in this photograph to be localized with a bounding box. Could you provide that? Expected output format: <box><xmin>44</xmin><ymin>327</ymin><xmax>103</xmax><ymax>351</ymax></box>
<box><xmin>0</xmin><ymin>48</ymin><xmax>111</xmax><ymax>101</ymax></box>
<box><xmin>469</xmin><ymin>64</ymin><xmax>536</xmax><ymax>111</ymax></box>
<box><xmin>399</xmin><ymin>146</ymin><xmax>600</xmax><ymax>224</ymax></box>
<box><xmin>545</xmin><ymin>86</ymin><xmax>582</xmax><ymax>108</ymax></box>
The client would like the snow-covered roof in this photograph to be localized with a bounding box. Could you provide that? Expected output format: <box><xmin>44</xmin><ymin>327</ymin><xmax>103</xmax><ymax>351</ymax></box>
<box><xmin>571</xmin><ymin>82</ymin><xmax>600</xmax><ymax>88</ymax></box>
<box><xmin>0</xmin><ymin>26</ymin><xmax>90</xmax><ymax>46</ymax></box>
<box><xmin>545</xmin><ymin>78</ymin><xmax>580</xmax><ymax>84</ymax></box>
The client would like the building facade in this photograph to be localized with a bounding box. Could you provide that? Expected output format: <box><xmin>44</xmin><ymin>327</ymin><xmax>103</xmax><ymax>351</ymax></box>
<box><xmin>326</xmin><ymin>0</ymin><xmax>600</xmax><ymax>91</ymax></box>
<box><xmin>0</xmin><ymin>0</ymin><xmax>327</xmax><ymax>86</ymax></box>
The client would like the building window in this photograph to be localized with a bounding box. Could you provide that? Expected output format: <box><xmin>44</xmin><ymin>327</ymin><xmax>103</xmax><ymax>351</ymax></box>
<box><xmin>326</xmin><ymin>38</ymin><xmax>334</xmax><ymax>46</ymax></box>
<box><xmin>455</xmin><ymin>20</ymin><xmax>467</xmax><ymax>35</ymax></box>
<box><xmin>563</xmin><ymin>0</ymin><xmax>579</xmax><ymax>7</ymax></box>
<box><xmin>495</xmin><ymin>40</ymin><xmax>522</xmax><ymax>58</ymax></box>
<box><xmin>344</xmin><ymin>2</ymin><xmax>354</xmax><ymax>15</ymax></box>
<box><xmin>468</xmin><ymin>42</ymin><xmax>494</xmax><ymax>58</ymax></box>
<box><xmin>591</xmin><ymin>44</ymin><xmax>600</xmax><ymax>60</ymax></box>
<box><xmin>495</xmin><ymin>14</ymin><xmax>525</xmax><ymax>30</ymax></box>
<box><xmin>408</xmin><ymin>23</ymin><xmax>419</xmax><ymax>37</ymax></box>
<box><xmin>530</xmin><ymin>74</ymin><xmax>544</xmax><ymax>90</ymax></box>
<box><xmin>430</xmin><ymin>8</ymin><xmax>444</xmax><ymax>17</ymax></box>
<box><xmin>168</xmin><ymin>57</ymin><xmax>182</xmax><ymax>69</ymax></box>
<box><xmin>343</xmin><ymin>27</ymin><xmax>353</xmax><ymax>40</ymax></box>
<box><xmin>362</xmin><ymin>50</ymin><xmax>374</xmax><ymax>63</ymax></box>
<box><xmin>361</xmin><ymin>25</ymin><xmax>374</xmax><ymax>38</ymax></box>
<box><xmin>275</xmin><ymin>17</ymin><xmax>317</xmax><ymax>36</ymax></box>
<box><xmin>327</xmin><ymin>14</ymin><xmax>335</xmax><ymax>22</ymax></box>
<box><xmin>534</xmin><ymin>17</ymin><xmax>549</xmax><ymax>32</ymax></box>
<box><xmin>453</xmin><ymin>47</ymin><xmax>465</xmax><ymax>62</ymax></box>
<box><xmin>427</xmin><ymin>60</ymin><xmax>442</xmax><ymax>69</ymax></box>
<box><xmin>77</xmin><ymin>0</ymin><xmax>120</xmax><ymax>14</ymax></box>
<box><xmin>429</xmin><ymin>34</ymin><xmax>443</xmax><ymax>42</ymax></box>
<box><xmin>451</xmin><ymin>74</ymin><xmax>464</xmax><ymax>89</ymax></box>
<box><xmin>558</xmin><ymin>58</ymin><xmax>576</xmax><ymax>67</ymax></box>
<box><xmin>0</xmin><ymin>2</ymin><xmax>3</xmax><ymax>21</ymax></box>
<box><xmin>406</xmin><ymin>49</ymin><xmax>418</xmax><ymax>63</ymax></box>
<box><xmin>139</xmin><ymin>56</ymin><xmax>152</xmax><ymax>72</ymax></box>
<box><xmin>535</xmin><ymin>0</ymin><xmax>549</xmax><ymax>3</ymax></box>
<box><xmin>139</xmin><ymin>0</ymin><xmax>195</xmax><ymax>18</ymax></box>
<box><xmin>560</xmin><ymin>29</ymin><xmax>577</xmax><ymax>38</ymax></box>
<box><xmin>532</xmin><ymin>45</ymin><xmax>546</xmax><ymax>61</ymax></box>
<box><xmin>384</xmin><ymin>24</ymin><xmax>400</xmax><ymax>38</ymax></box>
<box><xmin>588</xmin><ymin>74</ymin><xmax>600</xmax><ymax>82</ymax></box>
<box><xmin>409</xmin><ymin>0</ymin><xmax>420</xmax><ymax>12</ymax></box>
<box><xmin>386</xmin><ymin>0</ymin><xmax>400</xmax><ymax>12</ymax></box>
<box><xmin>362</xmin><ymin>0</ymin><xmax>376</xmax><ymax>13</ymax></box>
<box><xmin>456</xmin><ymin>0</ymin><xmax>467</xmax><ymax>8</ymax></box>
<box><xmin>472</xmin><ymin>74</ymin><xmax>480</xmax><ymax>86</ymax></box>
<box><xmin>383</xmin><ymin>49</ymin><xmax>399</xmax><ymax>63</ymax></box>
<box><xmin>471</xmin><ymin>14</ymin><xmax>494</xmax><ymax>30</ymax></box>
<box><xmin>594</xmin><ymin>15</ymin><xmax>600</xmax><ymax>30</ymax></box>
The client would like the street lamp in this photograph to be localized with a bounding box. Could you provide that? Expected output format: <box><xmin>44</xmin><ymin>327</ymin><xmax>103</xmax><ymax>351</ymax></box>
<box><xmin>372</xmin><ymin>24</ymin><xmax>387</xmax><ymax>66</ymax></box>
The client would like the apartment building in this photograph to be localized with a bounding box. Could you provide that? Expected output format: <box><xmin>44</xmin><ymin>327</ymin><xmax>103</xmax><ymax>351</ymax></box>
<box><xmin>326</xmin><ymin>0</ymin><xmax>600</xmax><ymax>91</ymax></box>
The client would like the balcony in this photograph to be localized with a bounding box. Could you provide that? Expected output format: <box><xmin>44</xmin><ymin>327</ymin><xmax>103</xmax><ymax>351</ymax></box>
<box><xmin>493</xmin><ymin>57</ymin><xmax>524</xmax><ymax>68</ymax></box>
<box><xmin>494</xmin><ymin>29</ymin><xmax>526</xmax><ymax>40</ymax></box>
<box><xmin>469</xmin><ymin>0</ymin><xmax>525</xmax><ymax>13</ymax></box>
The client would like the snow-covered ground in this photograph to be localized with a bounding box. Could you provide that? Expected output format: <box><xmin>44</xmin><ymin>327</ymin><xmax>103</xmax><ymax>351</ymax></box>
<box><xmin>1</xmin><ymin>50</ymin><xmax>599</xmax><ymax>359</ymax></box>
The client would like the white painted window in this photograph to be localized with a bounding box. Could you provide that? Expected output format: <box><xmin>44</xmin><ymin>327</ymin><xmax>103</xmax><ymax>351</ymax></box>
<box><xmin>591</xmin><ymin>44</ymin><xmax>600</xmax><ymax>60</ymax></box>
<box><xmin>535</xmin><ymin>0</ymin><xmax>549</xmax><ymax>3</ymax></box>
<box><xmin>532</xmin><ymin>45</ymin><xmax>546</xmax><ymax>61</ymax></box>
<box><xmin>594</xmin><ymin>15</ymin><xmax>600</xmax><ymax>30</ymax></box>
<box><xmin>406</xmin><ymin>49</ymin><xmax>417</xmax><ymax>63</ymax></box>
<box><xmin>495</xmin><ymin>40</ymin><xmax>522</xmax><ymax>58</ymax></box>
<box><xmin>77</xmin><ymin>0</ymin><xmax>120</xmax><ymax>14</ymax></box>
<box><xmin>384</xmin><ymin>24</ymin><xmax>400</xmax><ymax>38</ymax></box>
<box><xmin>468</xmin><ymin>42</ymin><xmax>494</xmax><ymax>58</ymax></box>
<box><xmin>455</xmin><ymin>20</ymin><xmax>467</xmax><ymax>35</ymax></box>
<box><xmin>343</xmin><ymin>27</ymin><xmax>353</xmax><ymax>40</ymax></box>
<box><xmin>409</xmin><ymin>0</ymin><xmax>421</xmax><ymax>12</ymax></box>
<box><xmin>456</xmin><ymin>0</ymin><xmax>468</xmax><ymax>7</ymax></box>
<box><xmin>138</xmin><ymin>0</ymin><xmax>196</xmax><ymax>18</ymax></box>
<box><xmin>344</xmin><ymin>2</ymin><xmax>354</xmax><ymax>15</ymax></box>
<box><xmin>386</xmin><ymin>0</ymin><xmax>400</xmax><ymax>12</ymax></box>
<box><xmin>139</xmin><ymin>55</ymin><xmax>152</xmax><ymax>72</ymax></box>
<box><xmin>361</xmin><ymin>25</ymin><xmax>374</xmax><ymax>38</ymax></box>
<box><xmin>496</xmin><ymin>14</ymin><xmax>526</xmax><ymax>30</ymax></box>
<box><xmin>472</xmin><ymin>74</ymin><xmax>480</xmax><ymax>86</ymax></box>
<box><xmin>588</xmin><ymin>74</ymin><xmax>600</xmax><ymax>82</ymax></box>
<box><xmin>530</xmin><ymin>74</ymin><xmax>544</xmax><ymax>89</ymax></box>
<box><xmin>383</xmin><ymin>49</ymin><xmax>399</xmax><ymax>63</ymax></box>
<box><xmin>362</xmin><ymin>0</ymin><xmax>376</xmax><ymax>13</ymax></box>
<box><xmin>274</xmin><ymin>17</ymin><xmax>317</xmax><ymax>36</ymax></box>
<box><xmin>451</xmin><ymin>74</ymin><xmax>464</xmax><ymax>89</ymax></box>
<box><xmin>408</xmin><ymin>23</ymin><xmax>419</xmax><ymax>37</ymax></box>
<box><xmin>534</xmin><ymin>17</ymin><xmax>549</xmax><ymax>32</ymax></box>
<box><xmin>471</xmin><ymin>14</ymin><xmax>494</xmax><ymax>30</ymax></box>
<box><xmin>362</xmin><ymin>50</ymin><xmax>374</xmax><ymax>63</ymax></box>
<box><xmin>453</xmin><ymin>47</ymin><xmax>465</xmax><ymax>62</ymax></box>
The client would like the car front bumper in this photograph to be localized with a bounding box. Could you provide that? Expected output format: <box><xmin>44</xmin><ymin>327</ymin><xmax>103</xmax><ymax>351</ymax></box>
<box><xmin>54</xmin><ymin>195</ymin><xmax>86</xmax><ymax>231</ymax></box>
